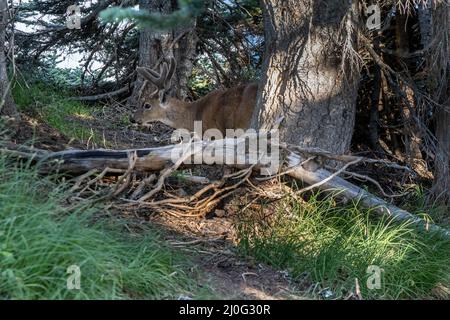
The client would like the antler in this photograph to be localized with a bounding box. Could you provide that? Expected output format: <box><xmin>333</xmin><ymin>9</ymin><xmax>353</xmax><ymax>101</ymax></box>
<box><xmin>137</xmin><ymin>57</ymin><xmax>177</xmax><ymax>90</ymax></box>
<box><xmin>165</xmin><ymin>56</ymin><xmax>176</xmax><ymax>88</ymax></box>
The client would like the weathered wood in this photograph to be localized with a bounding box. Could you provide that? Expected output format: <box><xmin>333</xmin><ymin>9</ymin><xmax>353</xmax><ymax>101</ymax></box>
<box><xmin>287</xmin><ymin>153</ymin><xmax>450</xmax><ymax>238</ymax></box>
<box><xmin>6</xmin><ymin>138</ymin><xmax>449</xmax><ymax>239</ymax></box>
<box><xmin>73</xmin><ymin>85</ymin><xmax>132</xmax><ymax>102</ymax></box>
<box><xmin>39</xmin><ymin>138</ymin><xmax>271</xmax><ymax>174</ymax></box>
<box><xmin>0</xmin><ymin>0</ymin><xmax>18</xmax><ymax>118</ymax></box>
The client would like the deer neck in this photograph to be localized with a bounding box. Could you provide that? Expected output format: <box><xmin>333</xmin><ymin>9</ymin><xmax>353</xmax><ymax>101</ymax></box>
<box><xmin>166</xmin><ymin>98</ymin><xmax>199</xmax><ymax>132</ymax></box>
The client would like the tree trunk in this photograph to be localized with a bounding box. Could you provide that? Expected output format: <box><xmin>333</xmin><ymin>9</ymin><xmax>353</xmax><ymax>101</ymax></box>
<box><xmin>395</xmin><ymin>13</ymin><xmax>423</xmax><ymax>165</ymax></box>
<box><xmin>429</xmin><ymin>3</ymin><xmax>450</xmax><ymax>205</ymax></box>
<box><xmin>433</xmin><ymin>104</ymin><xmax>450</xmax><ymax>204</ymax></box>
<box><xmin>128</xmin><ymin>0</ymin><xmax>197</xmax><ymax>107</ymax></box>
<box><xmin>369</xmin><ymin>30</ymin><xmax>383</xmax><ymax>154</ymax></box>
<box><xmin>0</xmin><ymin>0</ymin><xmax>17</xmax><ymax>118</ymax></box>
<box><xmin>418</xmin><ymin>3</ymin><xmax>432</xmax><ymax>47</ymax></box>
<box><xmin>251</xmin><ymin>0</ymin><xmax>359</xmax><ymax>154</ymax></box>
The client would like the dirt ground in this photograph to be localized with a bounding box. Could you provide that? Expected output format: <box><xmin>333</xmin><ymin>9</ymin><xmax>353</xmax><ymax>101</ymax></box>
<box><xmin>8</xmin><ymin>109</ymin><xmax>312</xmax><ymax>300</ymax></box>
<box><xmin>149</xmin><ymin>213</ymin><xmax>309</xmax><ymax>300</ymax></box>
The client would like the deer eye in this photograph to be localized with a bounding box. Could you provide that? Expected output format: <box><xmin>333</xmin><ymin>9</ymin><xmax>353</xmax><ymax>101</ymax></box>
<box><xmin>144</xmin><ymin>103</ymin><xmax>152</xmax><ymax>110</ymax></box>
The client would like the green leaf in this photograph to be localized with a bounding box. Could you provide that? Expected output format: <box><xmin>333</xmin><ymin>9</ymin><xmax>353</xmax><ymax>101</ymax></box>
<box><xmin>100</xmin><ymin>0</ymin><xmax>204</xmax><ymax>30</ymax></box>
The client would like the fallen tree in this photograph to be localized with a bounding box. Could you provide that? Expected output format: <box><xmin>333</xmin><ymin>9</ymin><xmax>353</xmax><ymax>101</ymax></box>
<box><xmin>3</xmin><ymin>137</ymin><xmax>450</xmax><ymax>239</ymax></box>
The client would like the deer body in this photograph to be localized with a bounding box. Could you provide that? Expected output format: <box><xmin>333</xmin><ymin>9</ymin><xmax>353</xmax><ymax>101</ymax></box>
<box><xmin>131</xmin><ymin>58</ymin><xmax>258</xmax><ymax>135</ymax></box>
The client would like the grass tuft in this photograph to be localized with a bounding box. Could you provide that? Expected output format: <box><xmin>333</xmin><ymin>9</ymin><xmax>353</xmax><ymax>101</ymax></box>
<box><xmin>0</xmin><ymin>154</ymin><xmax>199</xmax><ymax>299</ymax></box>
<box><xmin>12</xmin><ymin>79</ymin><xmax>97</xmax><ymax>142</ymax></box>
<box><xmin>236</xmin><ymin>193</ymin><xmax>450</xmax><ymax>299</ymax></box>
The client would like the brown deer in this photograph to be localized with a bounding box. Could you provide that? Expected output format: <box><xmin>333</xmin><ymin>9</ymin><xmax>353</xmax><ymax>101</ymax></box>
<box><xmin>130</xmin><ymin>57</ymin><xmax>258</xmax><ymax>135</ymax></box>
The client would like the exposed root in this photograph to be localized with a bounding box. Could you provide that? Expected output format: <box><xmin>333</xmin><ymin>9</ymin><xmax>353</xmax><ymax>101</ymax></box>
<box><xmin>3</xmin><ymin>137</ymin><xmax>448</xmax><ymax>238</ymax></box>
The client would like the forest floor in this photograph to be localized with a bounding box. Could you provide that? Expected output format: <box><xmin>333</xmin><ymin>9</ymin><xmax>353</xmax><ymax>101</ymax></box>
<box><xmin>6</xmin><ymin>87</ymin><xmax>450</xmax><ymax>300</ymax></box>
<box><xmin>9</xmin><ymin>111</ymin><xmax>311</xmax><ymax>300</ymax></box>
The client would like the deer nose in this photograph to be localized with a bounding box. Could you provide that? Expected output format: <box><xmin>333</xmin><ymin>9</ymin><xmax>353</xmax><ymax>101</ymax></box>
<box><xmin>129</xmin><ymin>114</ymin><xmax>137</xmax><ymax>124</ymax></box>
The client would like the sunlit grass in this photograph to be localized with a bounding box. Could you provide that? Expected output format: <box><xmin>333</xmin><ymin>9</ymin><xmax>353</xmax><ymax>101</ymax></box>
<box><xmin>236</xmin><ymin>192</ymin><xmax>450</xmax><ymax>299</ymax></box>
<box><xmin>400</xmin><ymin>184</ymin><xmax>450</xmax><ymax>229</ymax></box>
<box><xmin>0</xmin><ymin>154</ymin><xmax>202</xmax><ymax>299</ymax></box>
<box><xmin>41</xmin><ymin>101</ymin><xmax>97</xmax><ymax>142</ymax></box>
<box><xmin>11</xmin><ymin>79</ymin><xmax>98</xmax><ymax>142</ymax></box>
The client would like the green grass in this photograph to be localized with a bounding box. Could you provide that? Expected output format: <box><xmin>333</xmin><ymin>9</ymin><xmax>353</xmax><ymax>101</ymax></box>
<box><xmin>400</xmin><ymin>185</ymin><xmax>450</xmax><ymax>229</ymax></box>
<box><xmin>11</xmin><ymin>79</ymin><xmax>98</xmax><ymax>142</ymax></box>
<box><xmin>0</xmin><ymin>154</ymin><xmax>202</xmax><ymax>299</ymax></box>
<box><xmin>8</xmin><ymin>73</ymin><xmax>449</xmax><ymax>300</ymax></box>
<box><xmin>236</xmin><ymin>193</ymin><xmax>450</xmax><ymax>299</ymax></box>
<box><xmin>41</xmin><ymin>101</ymin><xmax>97</xmax><ymax>142</ymax></box>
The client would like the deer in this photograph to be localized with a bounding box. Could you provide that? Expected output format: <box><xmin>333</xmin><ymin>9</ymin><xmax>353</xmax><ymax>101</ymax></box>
<box><xmin>130</xmin><ymin>57</ymin><xmax>258</xmax><ymax>136</ymax></box>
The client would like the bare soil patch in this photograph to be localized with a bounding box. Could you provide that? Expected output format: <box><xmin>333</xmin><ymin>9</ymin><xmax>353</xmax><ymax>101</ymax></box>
<box><xmin>148</xmin><ymin>213</ymin><xmax>309</xmax><ymax>300</ymax></box>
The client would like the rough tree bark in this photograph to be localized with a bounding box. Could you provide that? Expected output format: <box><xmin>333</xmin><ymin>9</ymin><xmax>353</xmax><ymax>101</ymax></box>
<box><xmin>251</xmin><ymin>0</ymin><xmax>359</xmax><ymax>154</ymax></box>
<box><xmin>395</xmin><ymin>13</ymin><xmax>423</xmax><ymax>165</ymax></box>
<box><xmin>429</xmin><ymin>3</ymin><xmax>450</xmax><ymax>205</ymax></box>
<box><xmin>0</xmin><ymin>0</ymin><xmax>17</xmax><ymax>118</ymax></box>
<box><xmin>433</xmin><ymin>103</ymin><xmax>450</xmax><ymax>204</ymax></box>
<box><xmin>127</xmin><ymin>0</ymin><xmax>197</xmax><ymax>107</ymax></box>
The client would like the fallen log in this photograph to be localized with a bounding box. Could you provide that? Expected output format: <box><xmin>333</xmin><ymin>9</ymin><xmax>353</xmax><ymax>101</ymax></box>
<box><xmin>287</xmin><ymin>153</ymin><xmax>450</xmax><ymax>238</ymax></box>
<box><xmin>3</xmin><ymin>138</ymin><xmax>450</xmax><ymax>239</ymax></box>
<box><xmin>72</xmin><ymin>85</ymin><xmax>133</xmax><ymax>102</ymax></box>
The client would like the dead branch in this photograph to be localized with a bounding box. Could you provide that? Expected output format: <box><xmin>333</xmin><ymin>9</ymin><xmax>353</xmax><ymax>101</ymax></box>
<box><xmin>72</xmin><ymin>85</ymin><xmax>133</xmax><ymax>102</ymax></box>
<box><xmin>341</xmin><ymin>170</ymin><xmax>409</xmax><ymax>198</ymax></box>
<box><xmin>3</xmin><ymin>137</ymin><xmax>449</xmax><ymax>238</ymax></box>
<box><xmin>138</xmin><ymin>138</ymin><xmax>196</xmax><ymax>202</ymax></box>
<box><xmin>111</xmin><ymin>151</ymin><xmax>138</xmax><ymax>197</ymax></box>
<box><xmin>296</xmin><ymin>157</ymin><xmax>364</xmax><ymax>194</ymax></box>
<box><xmin>287</xmin><ymin>153</ymin><xmax>450</xmax><ymax>238</ymax></box>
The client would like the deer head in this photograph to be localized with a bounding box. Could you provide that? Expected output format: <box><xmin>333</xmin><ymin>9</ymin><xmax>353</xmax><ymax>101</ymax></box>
<box><xmin>131</xmin><ymin>57</ymin><xmax>258</xmax><ymax>135</ymax></box>
<box><xmin>130</xmin><ymin>57</ymin><xmax>186</xmax><ymax>128</ymax></box>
